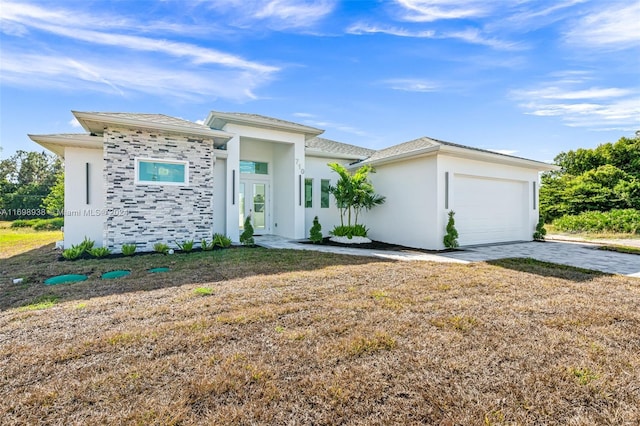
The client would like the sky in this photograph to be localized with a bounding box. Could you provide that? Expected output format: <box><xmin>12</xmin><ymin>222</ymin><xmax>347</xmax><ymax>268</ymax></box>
<box><xmin>1</xmin><ymin>0</ymin><xmax>639</xmax><ymax>163</ymax></box>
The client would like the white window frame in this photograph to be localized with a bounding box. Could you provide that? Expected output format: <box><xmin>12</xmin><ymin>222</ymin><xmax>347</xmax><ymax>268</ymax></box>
<box><xmin>134</xmin><ymin>158</ymin><xmax>189</xmax><ymax>186</ymax></box>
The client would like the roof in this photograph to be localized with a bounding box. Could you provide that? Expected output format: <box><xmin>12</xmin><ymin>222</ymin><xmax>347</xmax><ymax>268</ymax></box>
<box><xmin>359</xmin><ymin>136</ymin><xmax>558</xmax><ymax>171</ymax></box>
<box><xmin>27</xmin><ymin>133</ymin><xmax>102</xmax><ymax>157</ymax></box>
<box><xmin>306</xmin><ymin>137</ymin><xmax>376</xmax><ymax>160</ymax></box>
<box><xmin>205</xmin><ymin>111</ymin><xmax>324</xmax><ymax>139</ymax></box>
<box><xmin>73</xmin><ymin>111</ymin><xmax>233</xmax><ymax>144</ymax></box>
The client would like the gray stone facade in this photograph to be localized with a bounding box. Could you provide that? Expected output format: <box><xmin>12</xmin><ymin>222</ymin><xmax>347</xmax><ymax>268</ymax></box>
<box><xmin>103</xmin><ymin>127</ymin><xmax>215</xmax><ymax>252</ymax></box>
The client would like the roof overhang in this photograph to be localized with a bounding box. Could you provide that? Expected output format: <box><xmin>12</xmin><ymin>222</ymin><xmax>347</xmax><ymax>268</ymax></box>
<box><xmin>305</xmin><ymin>148</ymin><xmax>370</xmax><ymax>161</ymax></box>
<box><xmin>439</xmin><ymin>145</ymin><xmax>559</xmax><ymax>171</ymax></box>
<box><xmin>28</xmin><ymin>133</ymin><xmax>103</xmax><ymax>157</ymax></box>
<box><xmin>205</xmin><ymin>111</ymin><xmax>324</xmax><ymax>141</ymax></box>
<box><xmin>73</xmin><ymin>111</ymin><xmax>233</xmax><ymax>146</ymax></box>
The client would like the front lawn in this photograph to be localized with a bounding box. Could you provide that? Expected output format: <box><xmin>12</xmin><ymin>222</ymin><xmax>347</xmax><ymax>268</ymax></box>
<box><xmin>1</xmin><ymin>244</ymin><xmax>639</xmax><ymax>424</ymax></box>
<box><xmin>0</xmin><ymin>221</ymin><xmax>62</xmax><ymax>259</ymax></box>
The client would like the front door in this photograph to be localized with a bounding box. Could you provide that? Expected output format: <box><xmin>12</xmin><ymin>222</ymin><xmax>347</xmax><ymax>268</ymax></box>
<box><xmin>239</xmin><ymin>180</ymin><xmax>269</xmax><ymax>234</ymax></box>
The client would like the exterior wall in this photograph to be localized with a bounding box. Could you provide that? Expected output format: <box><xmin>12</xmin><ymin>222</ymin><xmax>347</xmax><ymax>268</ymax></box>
<box><xmin>103</xmin><ymin>127</ymin><xmax>215</xmax><ymax>252</ymax></box>
<box><xmin>221</xmin><ymin>123</ymin><xmax>307</xmax><ymax>240</ymax></box>
<box><xmin>63</xmin><ymin>147</ymin><xmax>105</xmax><ymax>247</ymax></box>
<box><xmin>303</xmin><ymin>156</ymin><xmax>350</xmax><ymax>237</ymax></box>
<box><xmin>436</xmin><ymin>154</ymin><xmax>540</xmax><ymax>247</ymax></box>
<box><xmin>361</xmin><ymin>156</ymin><xmax>438</xmax><ymax>249</ymax></box>
<box><xmin>212</xmin><ymin>157</ymin><xmax>227</xmax><ymax>235</ymax></box>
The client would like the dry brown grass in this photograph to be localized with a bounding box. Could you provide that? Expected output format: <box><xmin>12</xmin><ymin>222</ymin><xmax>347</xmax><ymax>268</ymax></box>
<box><xmin>1</xmin><ymin>244</ymin><xmax>639</xmax><ymax>425</ymax></box>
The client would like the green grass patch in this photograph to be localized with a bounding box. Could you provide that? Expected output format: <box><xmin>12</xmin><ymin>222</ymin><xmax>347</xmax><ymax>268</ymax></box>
<box><xmin>0</xmin><ymin>221</ymin><xmax>62</xmax><ymax>258</ymax></box>
<box><xmin>598</xmin><ymin>245</ymin><xmax>640</xmax><ymax>255</ymax></box>
<box><xmin>18</xmin><ymin>295</ymin><xmax>60</xmax><ymax>311</ymax></box>
<box><xmin>193</xmin><ymin>287</ymin><xmax>214</xmax><ymax>296</ymax></box>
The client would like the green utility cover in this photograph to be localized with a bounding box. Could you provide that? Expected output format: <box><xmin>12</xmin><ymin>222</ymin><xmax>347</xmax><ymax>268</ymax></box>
<box><xmin>101</xmin><ymin>270</ymin><xmax>131</xmax><ymax>279</ymax></box>
<box><xmin>44</xmin><ymin>274</ymin><xmax>88</xmax><ymax>285</ymax></box>
<box><xmin>148</xmin><ymin>267</ymin><xmax>170</xmax><ymax>273</ymax></box>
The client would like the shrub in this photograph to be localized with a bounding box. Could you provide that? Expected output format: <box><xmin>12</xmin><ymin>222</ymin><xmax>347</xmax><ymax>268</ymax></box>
<box><xmin>330</xmin><ymin>224</ymin><xmax>368</xmax><ymax>238</ymax></box>
<box><xmin>33</xmin><ymin>218</ymin><xmax>64</xmax><ymax>230</ymax></box>
<box><xmin>443</xmin><ymin>210</ymin><xmax>459</xmax><ymax>249</ymax></box>
<box><xmin>201</xmin><ymin>239</ymin><xmax>214</xmax><ymax>251</ymax></box>
<box><xmin>62</xmin><ymin>245</ymin><xmax>85</xmax><ymax>260</ymax></box>
<box><xmin>552</xmin><ymin>208</ymin><xmax>640</xmax><ymax>234</ymax></box>
<box><xmin>533</xmin><ymin>218</ymin><xmax>547</xmax><ymax>241</ymax></box>
<box><xmin>121</xmin><ymin>244</ymin><xmax>136</xmax><ymax>256</ymax></box>
<box><xmin>309</xmin><ymin>216</ymin><xmax>323</xmax><ymax>244</ymax></box>
<box><xmin>10</xmin><ymin>219</ymin><xmax>31</xmax><ymax>228</ymax></box>
<box><xmin>212</xmin><ymin>233</ymin><xmax>232</xmax><ymax>248</ymax></box>
<box><xmin>240</xmin><ymin>217</ymin><xmax>255</xmax><ymax>246</ymax></box>
<box><xmin>89</xmin><ymin>247</ymin><xmax>111</xmax><ymax>258</ymax></box>
<box><xmin>154</xmin><ymin>242</ymin><xmax>170</xmax><ymax>254</ymax></box>
<box><xmin>78</xmin><ymin>237</ymin><xmax>95</xmax><ymax>252</ymax></box>
<box><xmin>175</xmin><ymin>240</ymin><xmax>194</xmax><ymax>253</ymax></box>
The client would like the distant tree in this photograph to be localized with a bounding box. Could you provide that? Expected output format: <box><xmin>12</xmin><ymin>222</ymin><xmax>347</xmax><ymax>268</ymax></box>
<box><xmin>540</xmin><ymin>135</ymin><xmax>640</xmax><ymax>222</ymax></box>
<box><xmin>42</xmin><ymin>171</ymin><xmax>65</xmax><ymax>216</ymax></box>
<box><xmin>0</xmin><ymin>151</ymin><xmax>62</xmax><ymax>219</ymax></box>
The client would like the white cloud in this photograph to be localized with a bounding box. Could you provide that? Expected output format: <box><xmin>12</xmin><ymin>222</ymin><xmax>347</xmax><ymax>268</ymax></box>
<box><xmin>512</xmin><ymin>74</ymin><xmax>640</xmax><ymax>131</ymax></box>
<box><xmin>395</xmin><ymin>0</ymin><xmax>492</xmax><ymax>22</ymax></box>
<box><xmin>383</xmin><ymin>78</ymin><xmax>439</xmax><ymax>92</ymax></box>
<box><xmin>293</xmin><ymin>112</ymin><xmax>317</xmax><ymax>118</ymax></box>
<box><xmin>347</xmin><ymin>22</ymin><xmax>435</xmax><ymax>38</ymax></box>
<box><xmin>565</xmin><ymin>2</ymin><xmax>640</xmax><ymax>49</ymax></box>
<box><xmin>68</xmin><ymin>118</ymin><xmax>81</xmax><ymax>128</ymax></box>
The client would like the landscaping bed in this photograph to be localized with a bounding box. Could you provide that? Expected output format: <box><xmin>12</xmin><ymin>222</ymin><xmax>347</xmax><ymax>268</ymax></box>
<box><xmin>299</xmin><ymin>236</ymin><xmax>460</xmax><ymax>253</ymax></box>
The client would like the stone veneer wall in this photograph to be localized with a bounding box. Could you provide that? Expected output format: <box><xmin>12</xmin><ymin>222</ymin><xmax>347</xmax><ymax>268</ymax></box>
<box><xmin>103</xmin><ymin>128</ymin><xmax>215</xmax><ymax>252</ymax></box>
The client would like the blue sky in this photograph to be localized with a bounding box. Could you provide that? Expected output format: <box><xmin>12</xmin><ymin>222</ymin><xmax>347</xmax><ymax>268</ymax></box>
<box><xmin>1</xmin><ymin>0</ymin><xmax>638</xmax><ymax>162</ymax></box>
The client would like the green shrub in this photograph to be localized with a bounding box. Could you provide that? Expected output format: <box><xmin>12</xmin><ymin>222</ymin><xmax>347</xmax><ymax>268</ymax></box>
<box><xmin>89</xmin><ymin>247</ymin><xmax>112</xmax><ymax>258</ymax></box>
<box><xmin>533</xmin><ymin>218</ymin><xmax>547</xmax><ymax>241</ymax></box>
<box><xmin>175</xmin><ymin>239</ymin><xmax>194</xmax><ymax>253</ymax></box>
<box><xmin>201</xmin><ymin>239</ymin><xmax>214</xmax><ymax>251</ymax></box>
<box><xmin>240</xmin><ymin>217</ymin><xmax>255</xmax><ymax>246</ymax></box>
<box><xmin>552</xmin><ymin>209</ymin><xmax>640</xmax><ymax>234</ymax></box>
<box><xmin>443</xmin><ymin>210</ymin><xmax>459</xmax><ymax>249</ymax></box>
<box><xmin>62</xmin><ymin>245</ymin><xmax>85</xmax><ymax>260</ymax></box>
<box><xmin>213</xmin><ymin>233</ymin><xmax>232</xmax><ymax>248</ymax></box>
<box><xmin>309</xmin><ymin>216</ymin><xmax>323</xmax><ymax>244</ymax></box>
<box><xmin>32</xmin><ymin>218</ymin><xmax>64</xmax><ymax>230</ymax></box>
<box><xmin>78</xmin><ymin>237</ymin><xmax>95</xmax><ymax>252</ymax></box>
<box><xmin>330</xmin><ymin>224</ymin><xmax>368</xmax><ymax>238</ymax></box>
<box><xmin>154</xmin><ymin>242</ymin><xmax>170</xmax><ymax>254</ymax></box>
<box><xmin>121</xmin><ymin>244</ymin><xmax>136</xmax><ymax>256</ymax></box>
<box><xmin>10</xmin><ymin>219</ymin><xmax>31</xmax><ymax>228</ymax></box>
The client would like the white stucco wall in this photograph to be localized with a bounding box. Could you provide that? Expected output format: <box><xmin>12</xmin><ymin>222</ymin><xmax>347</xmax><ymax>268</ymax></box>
<box><xmin>212</xmin><ymin>157</ymin><xmax>227</xmax><ymax>235</ymax></box>
<box><xmin>63</xmin><ymin>147</ymin><xmax>105</xmax><ymax>247</ymax></box>
<box><xmin>303</xmin><ymin>156</ymin><xmax>351</xmax><ymax>237</ymax></box>
<box><xmin>361</xmin><ymin>156</ymin><xmax>439</xmax><ymax>249</ymax></box>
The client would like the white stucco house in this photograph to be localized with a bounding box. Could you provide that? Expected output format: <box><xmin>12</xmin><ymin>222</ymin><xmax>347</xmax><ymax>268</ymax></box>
<box><xmin>29</xmin><ymin>110</ymin><xmax>556</xmax><ymax>252</ymax></box>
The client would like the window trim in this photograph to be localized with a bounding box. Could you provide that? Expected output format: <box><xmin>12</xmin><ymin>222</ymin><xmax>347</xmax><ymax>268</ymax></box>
<box><xmin>134</xmin><ymin>158</ymin><xmax>189</xmax><ymax>186</ymax></box>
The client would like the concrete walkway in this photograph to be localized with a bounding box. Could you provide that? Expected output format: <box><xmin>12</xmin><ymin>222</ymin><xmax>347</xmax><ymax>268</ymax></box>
<box><xmin>254</xmin><ymin>235</ymin><xmax>640</xmax><ymax>278</ymax></box>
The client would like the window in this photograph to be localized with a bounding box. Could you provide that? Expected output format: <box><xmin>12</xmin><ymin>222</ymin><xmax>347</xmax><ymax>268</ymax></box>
<box><xmin>321</xmin><ymin>179</ymin><xmax>330</xmax><ymax>208</ymax></box>
<box><xmin>240</xmin><ymin>160</ymin><xmax>268</xmax><ymax>175</ymax></box>
<box><xmin>136</xmin><ymin>159</ymin><xmax>188</xmax><ymax>185</ymax></box>
<box><xmin>305</xmin><ymin>178</ymin><xmax>313</xmax><ymax>208</ymax></box>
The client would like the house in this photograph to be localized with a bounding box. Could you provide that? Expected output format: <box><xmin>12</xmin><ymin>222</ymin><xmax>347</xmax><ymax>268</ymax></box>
<box><xmin>29</xmin><ymin>110</ymin><xmax>556</xmax><ymax>251</ymax></box>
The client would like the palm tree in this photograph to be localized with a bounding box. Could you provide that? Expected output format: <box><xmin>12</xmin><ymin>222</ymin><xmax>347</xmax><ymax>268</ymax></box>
<box><xmin>328</xmin><ymin>162</ymin><xmax>385</xmax><ymax>227</ymax></box>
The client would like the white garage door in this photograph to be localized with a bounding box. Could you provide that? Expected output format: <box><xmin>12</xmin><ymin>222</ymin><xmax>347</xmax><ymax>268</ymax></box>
<box><xmin>453</xmin><ymin>175</ymin><xmax>528</xmax><ymax>246</ymax></box>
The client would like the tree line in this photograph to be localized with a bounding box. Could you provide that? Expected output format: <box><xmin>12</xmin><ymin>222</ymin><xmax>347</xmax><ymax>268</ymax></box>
<box><xmin>0</xmin><ymin>151</ymin><xmax>64</xmax><ymax>220</ymax></box>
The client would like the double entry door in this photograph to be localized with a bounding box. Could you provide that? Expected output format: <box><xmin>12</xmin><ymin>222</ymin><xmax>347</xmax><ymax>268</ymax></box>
<box><xmin>239</xmin><ymin>180</ymin><xmax>269</xmax><ymax>234</ymax></box>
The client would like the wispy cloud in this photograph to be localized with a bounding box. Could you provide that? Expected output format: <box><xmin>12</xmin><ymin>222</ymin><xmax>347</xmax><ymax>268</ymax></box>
<box><xmin>68</xmin><ymin>118</ymin><xmax>81</xmax><ymax>128</ymax></box>
<box><xmin>206</xmin><ymin>0</ymin><xmax>336</xmax><ymax>30</ymax></box>
<box><xmin>565</xmin><ymin>2</ymin><xmax>640</xmax><ymax>49</ymax></box>
<box><xmin>292</xmin><ymin>112</ymin><xmax>317</xmax><ymax>118</ymax></box>
<box><xmin>0</xmin><ymin>1</ymin><xmax>278</xmax><ymax>101</ymax></box>
<box><xmin>395</xmin><ymin>0</ymin><xmax>492</xmax><ymax>22</ymax></box>
<box><xmin>299</xmin><ymin>116</ymin><xmax>368</xmax><ymax>137</ymax></box>
<box><xmin>383</xmin><ymin>78</ymin><xmax>439</xmax><ymax>93</ymax></box>
<box><xmin>346</xmin><ymin>22</ymin><xmax>520</xmax><ymax>50</ymax></box>
<box><xmin>512</xmin><ymin>73</ymin><xmax>640</xmax><ymax>131</ymax></box>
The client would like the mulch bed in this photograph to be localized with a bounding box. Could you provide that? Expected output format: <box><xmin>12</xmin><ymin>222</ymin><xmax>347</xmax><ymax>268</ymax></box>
<box><xmin>299</xmin><ymin>237</ymin><xmax>459</xmax><ymax>253</ymax></box>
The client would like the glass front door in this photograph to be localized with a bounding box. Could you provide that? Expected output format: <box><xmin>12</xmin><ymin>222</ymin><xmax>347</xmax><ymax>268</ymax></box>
<box><xmin>239</xmin><ymin>180</ymin><xmax>269</xmax><ymax>233</ymax></box>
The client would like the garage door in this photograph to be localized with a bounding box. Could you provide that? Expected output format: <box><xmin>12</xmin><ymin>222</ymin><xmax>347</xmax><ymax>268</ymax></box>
<box><xmin>453</xmin><ymin>175</ymin><xmax>528</xmax><ymax>246</ymax></box>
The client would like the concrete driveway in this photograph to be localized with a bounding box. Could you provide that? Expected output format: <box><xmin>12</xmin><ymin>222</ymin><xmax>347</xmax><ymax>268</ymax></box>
<box><xmin>439</xmin><ymin>241</ymin><xmax>640</xmax><ymax>277</ymax></box>
<box><xmin>255</xmin><ymin>236</ymin><xmax>640</xmax><ymax>278</ymax></box>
